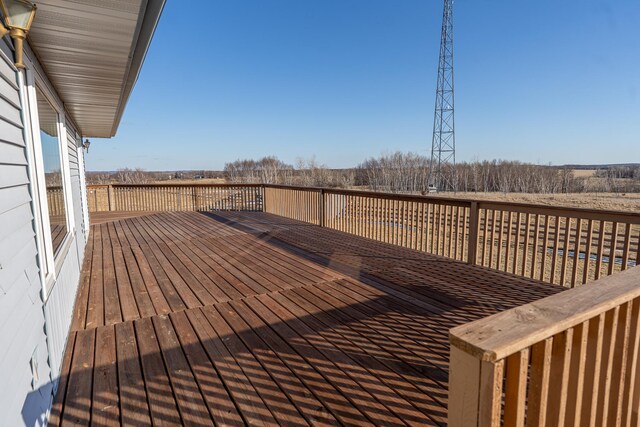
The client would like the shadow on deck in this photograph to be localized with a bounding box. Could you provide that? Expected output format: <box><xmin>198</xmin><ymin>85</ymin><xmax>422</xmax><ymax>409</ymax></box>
<box><xmin>44</xmin><ymin>211</ymin><xmax>564</xmax><ymax>426</ymax></box>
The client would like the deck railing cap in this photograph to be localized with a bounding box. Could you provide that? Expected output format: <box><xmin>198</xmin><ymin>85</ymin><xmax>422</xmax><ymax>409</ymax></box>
<box><xmin>450</xmin><ymin>265</ymin><xmax>640</xmax><ymax>362</ymax></box>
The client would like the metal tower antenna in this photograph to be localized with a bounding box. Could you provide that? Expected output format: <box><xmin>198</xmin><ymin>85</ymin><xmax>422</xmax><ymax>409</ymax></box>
<box><xmin>428</xmin><ymin>0</ymin><xmax>456</xmax><ymax>191</ymax></box>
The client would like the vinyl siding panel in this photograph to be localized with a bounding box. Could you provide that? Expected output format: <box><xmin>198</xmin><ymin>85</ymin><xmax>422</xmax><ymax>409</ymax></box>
<box><xmin>41</xmin><ymin>114</ymin><xmax>86</xmax><ymax>382</ymax></box>
<box><xmin>0</xmin><ymin>38</ymin><xmax>51</xmax><ymax>427</ymax></box>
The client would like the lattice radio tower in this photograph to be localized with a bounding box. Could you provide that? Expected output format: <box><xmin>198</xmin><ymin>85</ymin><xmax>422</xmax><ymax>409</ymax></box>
<box><xmin>428</xmin><ymin>0</ymin><xmax>456</xmax><ymax>191</ymax></box>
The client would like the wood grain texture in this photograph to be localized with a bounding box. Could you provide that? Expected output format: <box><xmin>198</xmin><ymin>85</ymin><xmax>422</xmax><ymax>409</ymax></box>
<box><xmin>52</xmin><ymin>210</ymin><xmax>563</xmax><ymax>426</ymax></box>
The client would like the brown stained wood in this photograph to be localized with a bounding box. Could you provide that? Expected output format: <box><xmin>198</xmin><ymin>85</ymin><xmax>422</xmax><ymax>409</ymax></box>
<box><xmin>62</xmin><ymin>329</ymin><xmax>96</xmax><ymax>425</ymax></box>
<box><xmin>564</xmin><ymin>321</ymin><xmax>589</xmax><ymax>426</ymax></box>
<box><xmin>571</xmin><ymin>218</ymin><xmax>583</xmax><ymax>288</ymax></box>
<box><xmin>478</xmin><ymin>359</ymin><xmax>504</xmax><ymax>427</ymax></box>
<box><xmin>581</xmin><ymin>314</ymin><xmax>606</xmax><ymax>425</ymax></box>
<box><xmin>551</xmin><ymin>215</ymin><xmax>561</xmax><ymax>284</ymax></box>
<box><xmin>256</xmin><ymin>293</ymin><xmax>408</xmax><ymax>426</ymax></box>
<box><xmin>622</xmin><ymin>223</ymin><xmax>632</xmax><ymax>271</ymax></box>
<box><xmin>546</xmin><ymin>329</ymin><xmax>573</xmax><ymax>427</ymax></box>
<box><xmin>114</xmin><ymin>322</ymin><xmax>152</xmax><ymax>426</ymax></box>
<box><xmin>583</xmin><ymin>219</ymin><xmax>594</xmax><ymax>284</ymax></box>
<box><xmin>526</xmin><ymin>338</ymin><xmax>553</xmax><ymax>427</ymax></box>
<box><xmin>223</xmin><ymin>302</ymin><xmax>340</xmax><ymax>426</ymax></box>
<box><xmin>489</xmin><ymin>210</ymin><xmax>497</xmax><ymax>270</ymax></box>
<box><xmin>596</xmin><ymin>307</ymin><xmax>620</xmax><ymax>426</ymax></box>
<box><xmin>503</xmin><ymin>349</ymin><xmax>529</xmax><ymax>427</ymax></box>
<box><xmin>56</xmin><ymin>210</ymin><xmax>569</xmax><ymax>426</ymax></box>
<box><xmin>496</xmin><ymin>211</ymin><xmax>511</xmax><ymax>270</ymax></box>
<box><xmin>204</xmin><ymin>304</ymin><xmax>310</xmax><ymax>426</ymax></box>
<box><xmin>111</xmin><ymin>245</ymin><xmax>140</xmax><ymax>322</ymax></box>
<box><xmin>91</xmin><ymin>326</ymin><xmax>120</xmax><ymax>426</ymax></box>
<box><xmin>560</xmin><ymin>217</ymin><xmax>572</xmax><ymax>287</ymax></box>
<box><xmin>242</xmin><ymin>297</ymin><xmax>375</xmax><ymax>426</ymax></box>
<box><xmin>609</xmin><ymin>222</ymin><xmax>620</xmax><ymax>276</ymax></box>
<box><xmin>623</xmin><ymin>299</ymin><xmax>640</xmax><ymax>427</ymax></box>
<box><xmin>531</xmin><ymin>214</ymin><xmax>541</xmax><ymax>279</ymax></box>
<box><xmin>49</xmin><ymin>332</ymin><xmax>77</xmax><ymax>426</ymax></box>
<box><xmin>450</xmin><ymin>266</ymin><xmax>640</xmax><ymax>363</ymax></box>
<box><xmin>85</xmin><ymin>225</ymin><xmax>104</xmax><ymax>329</ymax></box>
<box><xmin>513</xmin><ymin>212</ymin><xmax>522</xmax><ymax>274</ymax></box>
<box><xmin>448</xmin><ymin>345</ymin><xmax>481</xmax><ymax>427</ymax></box>
<box><xmin>287</xmin><ymin>286</ymin><xmax>447</xmax><ymax>423</ymax></box>
<box><xmin>71</xmin><ymin>234</ymin><xmax>93</xmax><ymax>331</ymax></box>
<box><xmin>540</xmin><ymin>215</ymin><xmax>551</xmax><ymax>282</ymax></box>
<box><xmin>152</xmin><ymin>315</ymin><xmax>212</xmax><ymax>425</ymax></box>
<box><xmin>609</xmin><ymin>301</ymin><xmax>633</xmax><ymax>425</ymax></box>
<box><xmin>521</xmin><ymin>213</ymin><xmax>531</xmax><ymax>277</ymax></box>
<box><xmin>134</xmin><ymin>317</ymin><xmax>183</xmax><ymax>426</ymax></box>
<box><xmin>596</xmin><ymin>221</ymin><xmax>606</xmax><ymax>280</ymax></box>
<box><xmin>100</xmin><ymin>223</ymin><xmax>122</xmax><ymax>325</ymax></box>
<box><xmin>185</xmin><ymin>308</ymin><xmax>281</xmax><ymax>426</ymax></box>
<box><xmin>503</xmin><ymin>211</ymin><xmax>514</xmax><ymax>274</ymax></box>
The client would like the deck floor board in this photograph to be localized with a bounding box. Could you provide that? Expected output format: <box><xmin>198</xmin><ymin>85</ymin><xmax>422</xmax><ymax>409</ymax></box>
<box><xmin>51</xmin><ymin>211</ymin><xmax>565</xmax><ymax>426</ymax></box>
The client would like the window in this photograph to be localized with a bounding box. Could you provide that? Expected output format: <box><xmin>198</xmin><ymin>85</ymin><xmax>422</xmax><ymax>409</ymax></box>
<box><xmin>36</xmin><ymin>86</ymin><xmax>68</xmax><ymax>254</ymax></box>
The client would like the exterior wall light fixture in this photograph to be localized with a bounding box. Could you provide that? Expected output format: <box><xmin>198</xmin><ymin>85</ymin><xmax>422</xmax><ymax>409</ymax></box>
<box><xmin>82</xmin><ymin>139</ymin><xmax>90</xmax><ymax>153</ymax></box>
<box><xmin>0</xmin><ymin>0</ymin><xmax>37</xmax><ymax>69</ymax></box>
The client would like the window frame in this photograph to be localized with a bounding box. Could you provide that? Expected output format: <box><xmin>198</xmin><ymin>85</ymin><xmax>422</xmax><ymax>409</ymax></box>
<box><xmin>21</xmin><ymin>57</ymin><xmax>76</xmax><ymax>297</ymax></box>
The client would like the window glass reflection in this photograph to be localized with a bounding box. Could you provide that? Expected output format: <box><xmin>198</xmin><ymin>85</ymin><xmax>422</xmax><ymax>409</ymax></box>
<box><xmin>37</xmin><ymin>87</ymin><xmax>67</xmax><ymax>253</ymax></box>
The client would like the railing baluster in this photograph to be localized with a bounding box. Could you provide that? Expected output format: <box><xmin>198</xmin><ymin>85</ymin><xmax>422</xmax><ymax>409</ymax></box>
<box><xmin>583</xmin><ymin>219</ymin><xmax>594</xmax><ymax>284</ymax></box>
<box><xmin>622</xmin><ymin>224</ymin><xmax>632</xmax><ymax>271</ymax></box>
<box><xmin>513</xmin><ymin>212</ymin><xmax>522</xmax><ymax>274</ymax></box>
<box><xmin>504</xmin><ymin>211</ymin><xmax>513</xmax><ymax>273</ymax></box>
<box><xmin>481</xmin><ymin>208</ymin><xmax>489</xmax><ymax>266</ymax></box>
<box><xmin>551</xmin><ymin>215</ymin><xmax>561</xmax><ymax>284</ymax></box>
<box><xmin>560</xmin><ymin>217</ymin><xmax>572</xmax><ymax>286</ymax></box>
<box><xmin>571</xmin><ymin>218</ymin><xmax>583</xmax><ymax>288</ymax></box>
<box><xmin>527</xmin><ymin>337</ymin><xmax>553</xmax><ymax>426</ymax></box>
<box><xmin>596</xmin><ymin>221</ymin><xmax>606</xmax><ymax>280</ymax></box>
<box><xmin>488</xmin><ymin>210</ymin><xmax>497</xmax><ymax>269</ymax></box>
<box><xmin>504</xmin><ymin>349</ymin><xmax>529</xmax><ymax>427</ymax></box>
<box><xmin>564</xmin><ymin>321</ymin><xmax>589</xmax><ymax>425</ymax></box>
<box><xmin>609</xmin><ymin>222</ymin><xmax>620</xmax><ymax>276</ymax></box>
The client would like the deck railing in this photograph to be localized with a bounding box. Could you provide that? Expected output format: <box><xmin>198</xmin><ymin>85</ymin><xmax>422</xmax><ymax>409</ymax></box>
<box><xmin>263</xmin><ymin>186</ymin><xmax>640</xmax><ymax>286</ymax></box>
<box><xmin>86</xmin><ymin>184</ymin><xmax>640</xmax><ymax>288</ymax></box>
<box><xmin>449</xmin><ymin>265</ymin><xmax>640</xmax><ymax>426</ymax></box>
<box><xmin>86</xmin><ymin>184</ymin><xmax>263</xmax><ymax>212</ymax></box>
<box><xmin>46</xmin><ymin>186</ymin><xmax>66</xmax><ymax>216</ymax></box>
<box><xmin>84</xmin><ymin>183</ymin><xmax>640</xmax><ymax>423</ymax></box>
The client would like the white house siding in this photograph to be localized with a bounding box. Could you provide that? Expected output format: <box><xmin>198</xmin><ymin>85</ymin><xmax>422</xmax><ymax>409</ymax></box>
<box><xmin>0</xmin><ymin>40</ymin><xmax>52</xmax><ymax>427</ymax></box>
<box><xmin>0</xmin><ymin>39</ymin><xmax>90</xmax><ymax>425</ymax></box>
<box><xmin>44</xmin><ymin>121</ymin><xmax>87</xmax><ymax>380</ymax></box>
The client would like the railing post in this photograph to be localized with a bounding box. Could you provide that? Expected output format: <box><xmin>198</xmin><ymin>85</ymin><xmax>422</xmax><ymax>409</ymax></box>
<box><xmin>192</xmin><ymin>186</ymin><xmax>198</xmax><ymax>211</ymax></box>
<box><xmin>319</xmin><ymin>189</ymin><xmax>325</xmax><ymax>227</ymax></box>
<box><xmin>107</xmin><ymin>185</ymin><xmax>114</xmax><ymax>211</ymax></box>
<box><xmin>467</xmin><ymin>201</ymin><xmax>479</xmax><ymax>265</ymax></box>
<box><xmin>449</xmin><ymin>344</ymin><xmax>481</xmax><ymax>426</ymax></box>
<box><xmin>262</xmin><ymin>185</ymin><xmax>267</xmax><ymax>212</ymax></box>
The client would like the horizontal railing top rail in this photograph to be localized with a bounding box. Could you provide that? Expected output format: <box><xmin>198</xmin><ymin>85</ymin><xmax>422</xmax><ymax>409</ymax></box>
<box><xmin>86</xmin><ymin>183</ymin><xmax>640</xmax><ymax>221</ymax></box>
<box><xmin>448</xmin><ymin>265</ymin><xmax>640</xmax><ymax>426</ymax></box>
<box><xmin>264</xmin><ymin>184</ymin><xmax>640</xmax><ymax>221</ymax></box>
<box><xmin>88</xmin><ymin>183</ymin><xmax>264</xmax><ymax>188</ymax></box>
<box><xmin>84</xmin><ymin>183</ymin><xmax>640</xmax><ymax>286</ymax></box>
<box><xmin>451</xmin><ymin>266</ymin><xmax>640</xmax><ymax>362</ymax></box>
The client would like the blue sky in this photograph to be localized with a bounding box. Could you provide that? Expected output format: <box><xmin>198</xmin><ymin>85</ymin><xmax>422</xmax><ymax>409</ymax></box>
<box><xmin>86</xmin><ymin>0</ymin><xmax>640</xmax><ymax>171</ymax></box>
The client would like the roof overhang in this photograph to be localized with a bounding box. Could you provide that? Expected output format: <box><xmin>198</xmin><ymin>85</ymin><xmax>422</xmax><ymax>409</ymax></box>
<box><xmin>26</xmin><ymin>0</ymin><xmax>165</xmax><ymax>137</ymax></box>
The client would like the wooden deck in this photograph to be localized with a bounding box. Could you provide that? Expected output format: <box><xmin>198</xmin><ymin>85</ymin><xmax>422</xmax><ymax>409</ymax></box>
<box><xmin>50</xmin><ymin>211</ymin><xmax>565</xmax><ymax>426</ymax></box>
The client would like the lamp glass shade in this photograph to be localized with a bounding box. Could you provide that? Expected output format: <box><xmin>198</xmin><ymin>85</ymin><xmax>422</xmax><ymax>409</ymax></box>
<box><xmin>1</xmin><ymin>0</ymin><xmax>36</xmax><ymax>30</ymax></box>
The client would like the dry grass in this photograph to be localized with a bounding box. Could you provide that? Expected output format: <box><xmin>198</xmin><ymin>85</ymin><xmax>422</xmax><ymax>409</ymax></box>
<box><xmin>572</xmin><ymin>169</ymin><xmax>597</xmax><ymax>178</ymax></box>
<box><xmin>431</xmin><ymin>192</ymin><xmax>640</xmax><ymax>213</ymax></box>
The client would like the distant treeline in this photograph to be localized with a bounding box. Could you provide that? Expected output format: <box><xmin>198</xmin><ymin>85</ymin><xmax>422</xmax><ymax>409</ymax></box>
<box><xmin>87</xmin><ymin>153</ymin><xmax>640</xmax><ymax>194</ymax></box>
<box><xmin>357</xmin><ymin>153</ymin><xmax>580</xmax><ymax>193</ymax></box>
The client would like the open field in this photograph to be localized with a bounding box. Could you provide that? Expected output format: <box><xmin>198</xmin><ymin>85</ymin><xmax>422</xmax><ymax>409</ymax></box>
<box><xmin>432</xmin><ymin>191</ymin><xmax>640</xmax><ymax>213</ymax></box>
